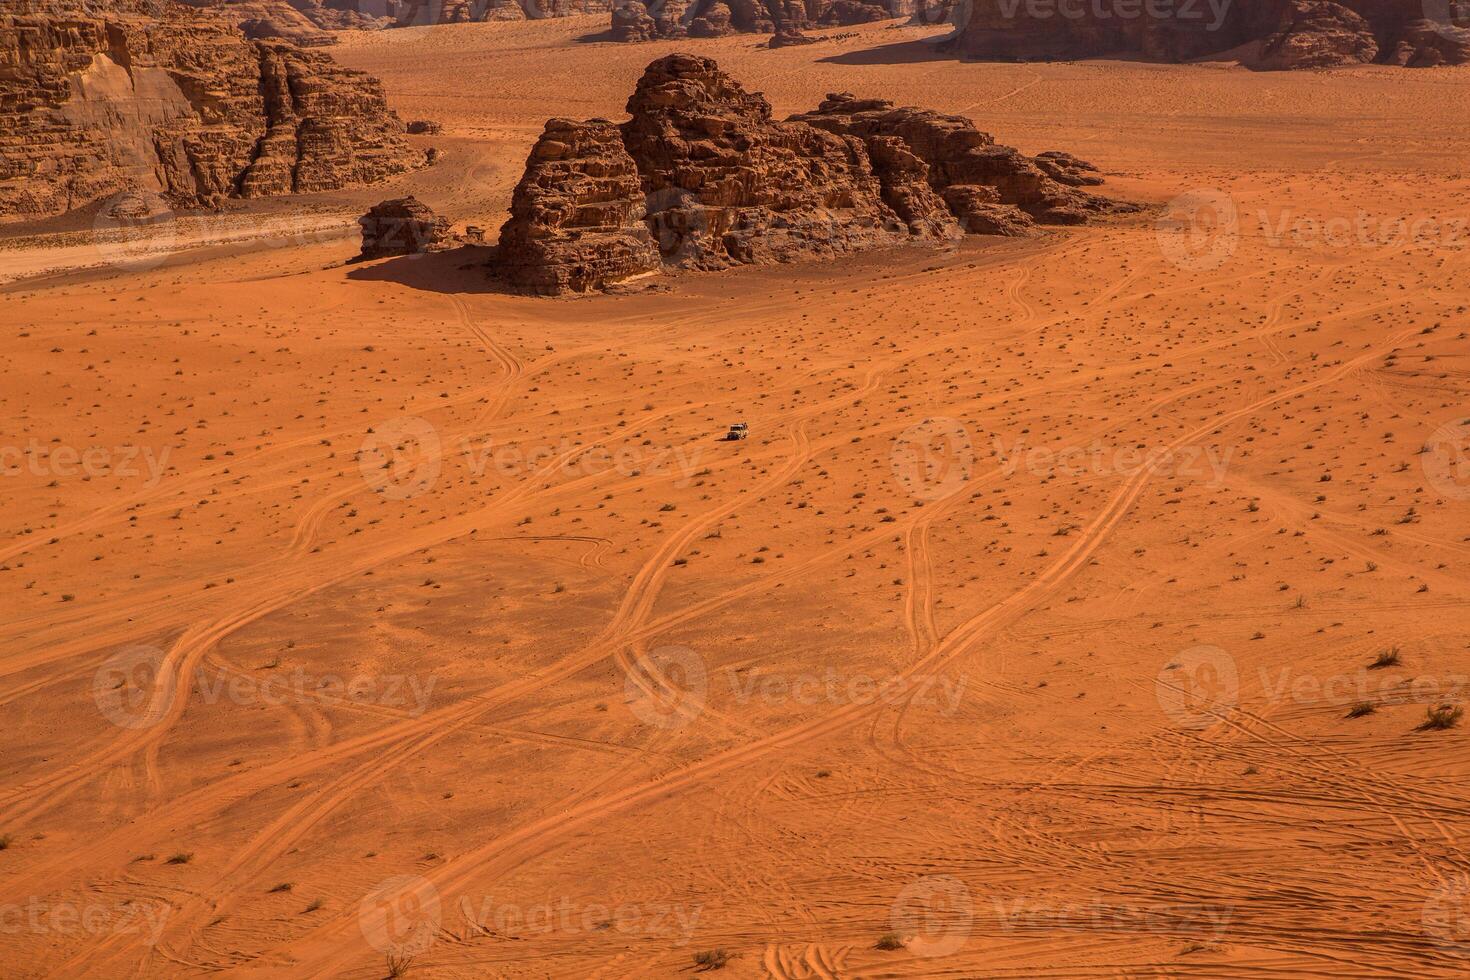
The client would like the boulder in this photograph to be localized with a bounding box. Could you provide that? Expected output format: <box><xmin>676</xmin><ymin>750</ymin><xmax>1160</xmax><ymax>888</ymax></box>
<box><xmin>358</xmin><ymin>197</ymin><xmax>454</xmax><ymax>258</ymax></box>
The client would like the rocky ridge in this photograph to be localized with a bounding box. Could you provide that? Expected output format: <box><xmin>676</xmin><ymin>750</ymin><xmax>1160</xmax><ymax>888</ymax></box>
<box><xmin>608</xmin><ymin>0</ymin><xmax>909</xmax><ymax>43</ymax></box>
<box><xmin>949</xmin><ymin>0</ymin><xmax>1470</xmax><ymax>69</ymax></box>
<box><xmin>495</xmin><ymin>54</ymin><xmax>1131</xmax><ymax>294</ymax></box>
<box><xmin>0</xmin><ymin>0</ymin><xmax>424</xmax><ymax>222</ymax></box>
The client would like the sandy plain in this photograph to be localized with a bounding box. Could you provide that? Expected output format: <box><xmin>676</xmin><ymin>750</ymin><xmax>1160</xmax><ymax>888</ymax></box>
<box><xmin>3</xmin><ymin>14</ymin><xmax>1470</xmax><ymax>978</ymax></box>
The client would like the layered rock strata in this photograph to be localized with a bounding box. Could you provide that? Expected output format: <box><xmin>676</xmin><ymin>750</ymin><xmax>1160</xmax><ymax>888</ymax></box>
<box><xmin>0</xmin><ymin>0</ymin><xmax>424</xmax><ymax>221</ymax></box>
<box><xmin>357</xmin><ymin>195</ymin><xmax>454</xmax><ymax>257</ymax></box>
<box><xmin>950</xmin><ymin>0</ymin><xmax>1470</xmax><ymax>69</ymax></box>
<box><xmin>495</xmin><ymin>55</ymin><xmax>1130</xmax><ymax>294</ymax></box>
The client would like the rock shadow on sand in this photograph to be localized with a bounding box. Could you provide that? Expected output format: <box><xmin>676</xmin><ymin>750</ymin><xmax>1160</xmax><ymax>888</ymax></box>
<box><xmin>345</xmin><ymin>246</ymin><xmax>509</xmax><ymax>295</ymax></box>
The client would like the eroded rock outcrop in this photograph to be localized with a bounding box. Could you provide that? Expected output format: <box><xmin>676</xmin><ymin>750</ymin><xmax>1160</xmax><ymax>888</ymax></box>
<box><xmin>0</xmin><ymin>0</ymin><xmax>424</xmax><ymax>222</ymax></box>
<box><xmin>617</xmin><ymin>54</ymin><xmax>911</xmax><ymax>269</ymax></box>
<box><xmin>1258</xmin><ymin>0</ymin><xmax>1378</xmax><ymax>69</ymax></box>
<box><xmin>382</xmin><ymin>0</ymin><xmax>611</xmax><ymax>27</ymax></box>
<box><xmin>495</xmin><ymin>55</ymin><xmax>1129</xmax><ymax>294</ymax></box>
<box><xmin>358</xmin><ymin>196</ymin><xmax>454</xmax><ymax>258</ymax></box>
<box><xmin>610</xmin><ymin>0</ymin><xmax>659</xmax><ymax>39</ymax></box>
<box><xmin>609</xmin><ymin>0</ymin><xmax>905</xmax><ymax>41</ymax></box>
<box><xmin>791</xmin><ymin>92</ymin><xmax>1126</xmax><ymax>226</ymax></box>
<box><xmin>496</xmin><ymin>119</ymin><xmax>661</xmax><ymax>294</ymax></box>
<box><xmin>950</xmin><ymin>0</ymin><xmax>1470</xmax><ymax>69</ymax></box>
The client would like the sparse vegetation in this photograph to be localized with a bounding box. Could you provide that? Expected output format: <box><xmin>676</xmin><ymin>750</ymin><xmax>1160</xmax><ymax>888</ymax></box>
<box><xmin>1369</xmin><ymin>647</ymin><xmax>1402</xmax><ymax>670</ymax></box>
<box><xmin>165</xmin><ymin>852</ymin><xmax>194</xmax><ymax>865</ymax></box>
<box><xmin>1420</xmin><ymin>704</ymin><xmax>1463</xmax><ymax>731</ymax></box>
<box><xmin>693</xmin><ymin>948</ymin><xmax>731</xmax><ymax>971</ymax></box>
<box><xmin>875</xmin><ymin>932</ymin><xmax>904</xmax><ymax>950</ymax></box>
<box><xmin>1347</xmin><ymin>702</ymin><xmax>1376</xmax><ymax>719</ymax></box>
<box><xmin>385</xmin><ymin>951</ymin><xmax>414</xmax><ymax>978</ymax></box>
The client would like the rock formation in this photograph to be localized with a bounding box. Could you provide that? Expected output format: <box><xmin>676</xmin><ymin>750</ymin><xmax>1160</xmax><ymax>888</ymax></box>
<box><xmin>380</xmin><ymin>0</ymin><xmax>611</xmax><ymax>27</ymax></box>
<box><xmin>949</xmin><ymin>0</ymin><xmax>1470</xmax><ymax>69</ymax></box>
<box><xmin>494</xmin><ymin>55</ymin><xmax>1130</xmax><ymax>294</ymax></box>
<box><xmin>0</xmin><ymin>0</ymin><xmax>425</xmax><ymax>222</ymax></box>
<box><xmin>791</xmin><ymin>92</ymin><xmax>1119</xmax><ymax>226</ymax></box>
<box><xmin>609</xmin><ymin>0</ymin><xmax>907</xmax><ymax>41</ymax></box>
<box><xmin>496</xmin><ymin>119</ymin><xmax>661</xmax><ymax>294</ymax></box>
<box><xmin>616</xmin><ymin>54</ymin><xmax>918</xmax><ymax>269</ymax></box>
<box><xmin>769</xmin><ymin>27</ymin><xmax>820</xmax><ymax>45</ymax></box>
<box><xmin>177</xmin><ymin>0</ymin><xmax>340</xmax><ymax>45</ymax></box>
<box><xmin>610</xmin><ymin>0</ymin><xmax>659</xmax><ymax>39</ymax></box>
<box><xmin>357</xmin><ymin>196</ymin><xmax>455</xmax><ymax>257</ymax></box>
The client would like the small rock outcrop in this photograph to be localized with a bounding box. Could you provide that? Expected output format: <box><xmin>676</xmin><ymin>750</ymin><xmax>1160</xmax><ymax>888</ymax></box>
<box><xmin>496</xmin><ymin>119</ymin><xmax>661</xmax><ymax>294</ymax></box>
<box><xmin>769</xmin><ymin>28</ymin><xmax>820</xmax><ymax>46</ymax></box>
<box><xmin>358</xmin><ymin>197</ymin><xmax>455</xmax><ymax>258</ymax></box>
<box><xmin>494</xmin><ymin>55</ymin><xmax>1130</xmax><ymax>294</ymax></box>
<box><xmin>0</xmin><ymin>0</ymin><xmax>425</xmax><ymax>222</ymax></box>
<box><xmin>950</xmin><ymin>0</ymin><xmax>1470</xmax><ymax>69</ymax></box>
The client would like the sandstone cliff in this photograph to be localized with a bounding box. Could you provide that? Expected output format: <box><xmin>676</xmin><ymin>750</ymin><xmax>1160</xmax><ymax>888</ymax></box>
<box><xmin>495</xmin><ymin>55</ymin><xmax>1131</xmax><ymax>294</ymax></box>
<box><xmin>949</xmin><ymin>0</ymin><xmax>1469</xmax><ymax>69</ymax></box>
<box><xmin>497</xmin><ymin>118</ymin><xmax>661</xmax><ymax>294</ymax></box>
<box><xmin>0</xmin><ymin>0</ymin><xmax>424</xmax><ymax>222</ymax></box>
<box><xmin>608</xmin><ymin>0</ymin><xmax>909</xmax><ymax>42</ymax></box>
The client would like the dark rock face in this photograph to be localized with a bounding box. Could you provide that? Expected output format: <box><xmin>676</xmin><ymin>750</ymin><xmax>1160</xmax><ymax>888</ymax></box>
<box><xmin>616</xmin><ymin>54</ymin><xmax>910</xmax><ymax>269</ymax></box>
<box><xmin>176</xmin><ymin>0</ymin><xmax>339</xmax><ymax>45</ymax></box>
<box><xmin>688</xmin><ymin>1</ymin><xmax>735</xmax><ymax>36</ymax></box>
<box><xmin>951</xmin><ymin>0</ymin><xmax>1470</xmax><ymax>69</ymax></box>
<box><xmin>790</xmin><ymin>92</ymin><xmax>1125</xmax><ymax>225</ymax></box>
<box><xmin>358</xmin><ymin>196</ymin><xmax>454</xmax><ymax>258</ymax></box>
<box><xmin>496</xmin><ymin>56</ymin><xmax>1130</xmax><ymax>294</ymax></box>
<box><xmin>610</xmin><ymin>0</ymin><xmax>659</xmax><ymax>39</ymax></box>
<box><xmin>1382</xmin><ymin>17</ymin><xmax>1470</xmax><ymax>66</ymax></box>
<box><xmin>1258</xmin><ymin>0</ymin><xmax>1378</xmax><ymax>69</ymax></box>
<box><xmin>608</xmin><ymin>0</ymin><xmax>906</xmax><ymax>41</ymax></box>
<box><xmin>0</xmin><ymin>0</ymin><xmax>424</xmax><ymax>222</ymax></box>
<box><xmin>496</xmin><ymin>119</ymin><xmax>661</xmax><ymax>294</ymax></box>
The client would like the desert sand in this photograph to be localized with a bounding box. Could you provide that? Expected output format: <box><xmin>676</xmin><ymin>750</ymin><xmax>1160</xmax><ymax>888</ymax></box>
<box><xmin>3</xmin><ymin>15</ymin><xmax>1470</xmax><ymax>978</ymax></box>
